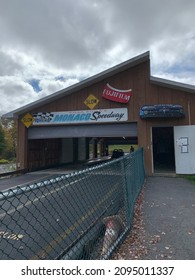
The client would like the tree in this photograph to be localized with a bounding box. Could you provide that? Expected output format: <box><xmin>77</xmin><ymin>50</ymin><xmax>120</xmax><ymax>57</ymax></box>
<box><xmin>0</xmin><ymin>124</ymin><xmax>6</xmax><ymax>158</ymax></box>
<box><xmin>0</xmin><ymin>118</ymin><xmax>17</xmax><ymax>160</ymax></box>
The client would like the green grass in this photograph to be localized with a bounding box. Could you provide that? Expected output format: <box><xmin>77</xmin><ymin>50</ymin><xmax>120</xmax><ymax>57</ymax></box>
<box><xmin>89</xmin><ymin>143</ymin><xmax>138</xmax><ymax>158</ymax></box>
<box><xmin>0</xmin><ymin>159</ymin><xmax>10</xmax><ymax>164</ymax></box>
<box><xmin>109</xmin><ymin>144</ymin><xmax>138</xmax><ymax>153</ymax></box>
<box><xmin>184</xmin><ymin>175</ymin><xmax>195</xmax><ymax>185</ymax></box>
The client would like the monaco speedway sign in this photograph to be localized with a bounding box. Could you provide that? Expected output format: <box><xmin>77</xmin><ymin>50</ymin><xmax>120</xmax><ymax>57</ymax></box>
<box><xmin>32</xmin><ymin>108</ymin><xmax>128</xmax><ymax>125</ymax></box>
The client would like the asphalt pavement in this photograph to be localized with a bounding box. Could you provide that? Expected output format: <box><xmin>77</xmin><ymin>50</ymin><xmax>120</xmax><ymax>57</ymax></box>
<box><xmin>0</xmin><ymin>165</ymin><xmax>83</xmax><ymax>192</ymax></box>
<box><xmin>141</xmin><ymin>176</ymin><xmax>195</xmax><ymax>260</ymax></box>
<box><xmin>0</xmin><ymin>159</ymin><xmax>111</xmax><ymax>192</ymax></box>
<box><xmin>1</xmin><ymin>168</ymin><xmax>195</xmax><ymax>260</ymax></box>
<box><xmin>0</xmin><ymin>163</ymin><xmax>123</xmax><ymax>260</ymax></box>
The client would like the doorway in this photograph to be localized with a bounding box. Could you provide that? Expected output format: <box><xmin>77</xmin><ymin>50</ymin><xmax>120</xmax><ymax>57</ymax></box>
<box><xmin>152</xmin><ymin>127</ymin><xmax>175</xmax><ymax>173</ymax></box>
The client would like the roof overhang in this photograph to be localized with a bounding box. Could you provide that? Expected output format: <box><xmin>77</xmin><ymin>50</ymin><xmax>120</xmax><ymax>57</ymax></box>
<box><xmin>150</xmin><ymin>76</ymin><xmax>195</xmax><ymax>93</ymax></box>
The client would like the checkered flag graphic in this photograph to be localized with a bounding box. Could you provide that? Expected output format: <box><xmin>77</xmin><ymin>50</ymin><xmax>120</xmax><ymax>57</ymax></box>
<box><xmin>33</xmin><ymin>112</ymin><xmax>54</xmax><ymax>123</ymax></box>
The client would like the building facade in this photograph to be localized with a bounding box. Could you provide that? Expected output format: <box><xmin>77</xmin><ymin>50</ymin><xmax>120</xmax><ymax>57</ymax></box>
<box><xmin>4</xmin><ymin>51</ymin><xmax>195</xmax><ymax>175</ymax></box>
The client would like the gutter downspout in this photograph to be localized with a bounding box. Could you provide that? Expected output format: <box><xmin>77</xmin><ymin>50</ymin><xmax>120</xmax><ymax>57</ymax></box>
<box><xmin>188</xmin><ymin>100</ymin><xmax>191</xmax><ymax>125</ymax></box>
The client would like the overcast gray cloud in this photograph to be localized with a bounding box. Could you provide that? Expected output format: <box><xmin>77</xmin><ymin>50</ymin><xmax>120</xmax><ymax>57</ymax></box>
<box><xmin>0</xmin><ymin>0</ymin><xmax>195</xmax><ymax>115</ymax></box>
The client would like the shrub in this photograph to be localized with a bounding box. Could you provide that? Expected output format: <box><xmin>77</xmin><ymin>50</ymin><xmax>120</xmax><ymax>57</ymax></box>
<box><xmin>0</xmin><ymin>159</ymin><xmax>10</xmax><ymax>164</ymax></box>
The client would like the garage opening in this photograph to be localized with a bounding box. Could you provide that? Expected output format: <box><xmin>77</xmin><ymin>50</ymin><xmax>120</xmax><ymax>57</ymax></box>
<box><xmin>88</xmin><ymin>137</ymin><xmax>138</xmax><ymax>159</ymax></box>
<box><xmin>152</xmin><ymin>127</ymin><xmax>175</xmax><ymax>173</ymax></box>
<box><xmin>27</xmin><ymin>123</ymin><xmax>138</xmax><ymax>171</ymax></box>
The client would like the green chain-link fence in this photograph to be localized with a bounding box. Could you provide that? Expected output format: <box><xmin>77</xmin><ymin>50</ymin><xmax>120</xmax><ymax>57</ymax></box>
<box><xmin>0</xmin><ymin>148</ymin><xmax>145</xmax><ymax>260</ymax></box>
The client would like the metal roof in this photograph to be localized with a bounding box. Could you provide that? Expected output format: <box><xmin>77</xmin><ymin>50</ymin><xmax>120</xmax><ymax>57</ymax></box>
<box><xmin>3</xmin><ymin>51</ymin><xmax>150</xmax><ymax>119</ymax></box>
<box><xmin>150</xmin><ymin>76</ymin><xmax>195</xmax><ymax>93</ymax></box>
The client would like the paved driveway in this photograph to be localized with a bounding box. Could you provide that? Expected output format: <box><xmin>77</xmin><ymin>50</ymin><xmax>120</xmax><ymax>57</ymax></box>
<box><xmin>142</xmin><ymin>176</ymin><xmax>195</xmax><ymax>260</ymax></box>
<box><xmin>0</xmin><ymin>166</ymin><xmax>81</xmax><ymax>192</ymax></box>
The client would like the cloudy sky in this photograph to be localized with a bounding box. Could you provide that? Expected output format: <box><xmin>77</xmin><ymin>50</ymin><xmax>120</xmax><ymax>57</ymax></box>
<box><xmin>1</xmin><ymin>0</ymin><xmax>195</xmax><ymax>116</ymax></box>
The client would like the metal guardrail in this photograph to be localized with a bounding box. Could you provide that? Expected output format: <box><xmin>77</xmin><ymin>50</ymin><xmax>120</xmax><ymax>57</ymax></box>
<box><xmin>0</xmin><ymin>148</ymin><xmax>145</xmax><ymax>260</ymax></box>
<box><xmin>0</xmin><ymin>169</ymin><xmax>28</xmax><ymax>178</ymax></box>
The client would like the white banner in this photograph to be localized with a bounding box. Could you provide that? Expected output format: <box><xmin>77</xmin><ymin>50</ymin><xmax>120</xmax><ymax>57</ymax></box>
<box><xmin>32</xmin><ymin>108</ymin><xmax>128</xmax><ymax>125</ymax></box>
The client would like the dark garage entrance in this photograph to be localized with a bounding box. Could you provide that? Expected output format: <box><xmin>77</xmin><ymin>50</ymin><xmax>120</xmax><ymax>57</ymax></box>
<box><xmin>152</xmin><ymin>127</ymin><xmax>175</xmax><ymax>173</ymax></box>
<box><xmin>27</xmin><ymin>123</ymin><xmax>138</xmax><ymax>171</ymax></box>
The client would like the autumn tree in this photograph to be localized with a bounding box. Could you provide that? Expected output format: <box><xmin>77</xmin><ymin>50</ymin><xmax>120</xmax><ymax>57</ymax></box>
<box><xmin>0</xmin><ymin>118</ymin><xmax>17</xmax><ymax>160</ymax></box>
<box><xmin>0</xmin><ymin>123</ymin><xmax>6</xmax><ymax>158</ymax></box>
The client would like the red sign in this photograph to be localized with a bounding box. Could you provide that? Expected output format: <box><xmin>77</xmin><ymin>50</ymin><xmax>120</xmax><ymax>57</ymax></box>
<box><xmin>102</xmin><ymin>83</ymin><xmax>132</xmax><ymax>103</ymax></box>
